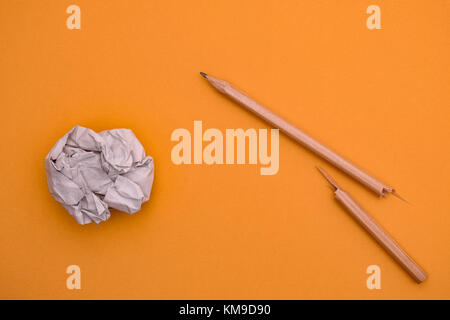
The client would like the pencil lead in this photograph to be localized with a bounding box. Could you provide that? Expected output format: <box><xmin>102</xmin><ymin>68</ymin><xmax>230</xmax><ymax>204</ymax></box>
<box><xmin>200</xmin><ymin>72</ymin><xmax>208</xmax><ymax>79</ymax></box>
<box><xmin>316</xmin><ymin>166</ymin><xmax>341</xmax><ymax>191</ymax></box>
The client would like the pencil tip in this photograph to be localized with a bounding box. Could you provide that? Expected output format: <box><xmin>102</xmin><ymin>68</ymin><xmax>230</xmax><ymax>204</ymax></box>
<box><xmin>200</xmin><ymin>72</ymin><xmax>208</xmax><ymax>79</ymax></box>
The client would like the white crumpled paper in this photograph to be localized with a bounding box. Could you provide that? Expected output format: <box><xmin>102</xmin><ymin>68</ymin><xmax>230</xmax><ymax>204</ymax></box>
<box><xmin>45</xmin><ymin>125</ymin><xmax>154</xmax><ymax>225</ymax></box>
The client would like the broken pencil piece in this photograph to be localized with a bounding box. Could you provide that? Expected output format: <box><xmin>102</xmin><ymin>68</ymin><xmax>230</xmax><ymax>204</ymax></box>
<box><xmin>201</xmin><ymin>72</ymin><xmax>398</xmax><ymax>198</ymax></box>
<box><xmin>317</xmin><ymin>166</ymin><xmax>427</xmax><ymax>283</ymax></box>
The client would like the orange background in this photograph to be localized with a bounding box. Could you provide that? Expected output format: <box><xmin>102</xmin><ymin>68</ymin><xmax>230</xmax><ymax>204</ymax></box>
<box><xmin>1</xmin><ymin>0</ymin><xmax>449</xmax><ymax>299</ymax></box>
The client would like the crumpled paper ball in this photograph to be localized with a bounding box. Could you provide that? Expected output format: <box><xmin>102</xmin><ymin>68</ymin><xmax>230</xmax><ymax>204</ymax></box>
<box><xmin>45</xmin><ymin>125</ymin><xmax>154</xmax><ymax>225</ymax></box>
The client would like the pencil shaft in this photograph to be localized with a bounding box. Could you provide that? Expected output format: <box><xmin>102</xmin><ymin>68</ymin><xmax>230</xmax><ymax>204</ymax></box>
<box><xmin>335</xmin><ymin>189</ymin><xmax>427</xmax><ymax>283</ymax></box>
<box><xmin>205</xmin><ymin>75</ymin><xmax>393</xmax><ymax>196</ymax></box>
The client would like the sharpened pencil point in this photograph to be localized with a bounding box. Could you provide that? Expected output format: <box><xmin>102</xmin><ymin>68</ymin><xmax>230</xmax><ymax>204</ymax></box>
<box><xmin>200</xmin><ymin>72</ymin><xmax>208</xmax><ymax>79</ymax></box>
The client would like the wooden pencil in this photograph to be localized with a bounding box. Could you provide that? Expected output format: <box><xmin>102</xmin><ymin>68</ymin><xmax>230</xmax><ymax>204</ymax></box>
<box><xmin>317</xmin><ymin>166</ymin><xmax>427</xmax><ymax>283</ymax></box>
<box><xmin>201</xmin><ymin>72</ymin><xmax>401</xmax><ymax>199</ymax></box>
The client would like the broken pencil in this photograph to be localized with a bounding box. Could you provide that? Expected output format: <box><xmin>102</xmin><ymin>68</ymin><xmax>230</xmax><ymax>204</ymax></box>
<box><xmin>201</xmin><ymin>72</ymin><xmax>403</xmax><ymax>199</ymax></box>
<box><xmin>317</xmin><ymin>166</ymin><xmax>426</xmax><ymax>283</ymax></box>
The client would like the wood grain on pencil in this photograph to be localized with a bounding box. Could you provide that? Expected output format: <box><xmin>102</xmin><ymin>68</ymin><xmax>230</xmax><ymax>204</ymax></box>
<box><xmin>201</xmin><ymin>72</ymin><xmax>398</xmax><ymax>198</ymax></box>
<box><xmin>317</xmin><ymin>167</ymin><xmax>427</xmax><ymax>283</ymax></box>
